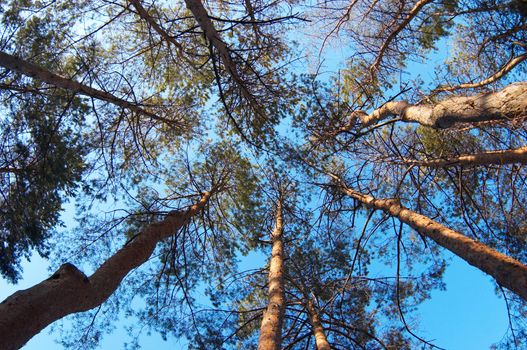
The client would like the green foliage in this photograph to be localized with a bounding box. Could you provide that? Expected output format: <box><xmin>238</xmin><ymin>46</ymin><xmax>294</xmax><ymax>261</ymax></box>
<box><xmin>0</xmin><ymin>4</ymin><xmax>88</xmax><ymax>281</ymax></box>
<box><xmin>1</xmin><ymin>0</ymin><xmax>527</xmax><ymax>348</ymax></box>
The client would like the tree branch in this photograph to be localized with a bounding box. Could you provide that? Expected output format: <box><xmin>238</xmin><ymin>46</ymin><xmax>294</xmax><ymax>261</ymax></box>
<box><xmin>356</xmin><ymin>82</ymin><xmax>527</xmax><ymax>128</ymax></box>
<box><xmin>433</xmin><ymin>52</ymin><xmax>527</xmax><ymax>94</ymax></box>
<box><xmin>399</xmin><ymin>146</ymin><xmax>527</xmax><ymax>167</ymax></box>
<box><xmin>0</xmin><ymin>191</ymin><xmax>214</xmax><ymax>350</ymax></box>
<box><xmin>0</xmin><ymin>51</ymin><xmax>176</xmax><ymax>125</ymax></box>
<box><xmin>332</xmin><ymin>176</ymin><xmax>527</xmax><ymax>302</ymax></box>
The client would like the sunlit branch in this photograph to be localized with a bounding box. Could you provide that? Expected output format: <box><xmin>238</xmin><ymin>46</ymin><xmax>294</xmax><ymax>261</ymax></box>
<box><xmin>355</xmin><ymin>82</ymin><xmax>527</xmax><ymax>128</ymax></box>
<box><xmin>398</xmin><ymin>146</ymin><xmax>527</xmax><ymax>168</ymax></box>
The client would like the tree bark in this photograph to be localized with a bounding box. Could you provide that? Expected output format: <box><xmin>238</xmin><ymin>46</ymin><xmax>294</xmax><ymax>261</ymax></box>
<box><xmin>0</xmin><ymin>191</ymin><xmax>213</xmax><ymax>350</ymax></box>
<box><xmin>306</xmin><ymin>298</ymin><xmax>332</xmax><ymax>350</ymax></box>
<box><xmin>357</xmin><ymin>82</ymin><xmax>527</xmax><ymax>128</ymax></box>
<box><xmin>401</xmin><ymin>146</ymin><xmax>527</xmax><ymax>167</ymax></box>
<box><xmin>183</xmin><ymin>0</ymin><xmax>256</xmax><ymax>104</ymax></box>
<box><xmin>335</xmin><ymin>180</ymin><xmax>527</xmax><ymax>301</ymax></box>
<box><xmin>369</xmin><ymin>0</ymin><xmax>433</xmax><ymax>77</ymax></box>
<box><xmin>0</xmin><ymin>51</ymin><xmax>175</xmax><ymax>124</ymax></box>
<box><xmin>258</xmin><ymin>197</ymin><xmax>285</xmax><ymax>350</ymax></box>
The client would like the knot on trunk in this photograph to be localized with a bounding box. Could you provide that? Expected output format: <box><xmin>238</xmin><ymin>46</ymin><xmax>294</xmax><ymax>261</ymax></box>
<box><xmin>48</xmin><ymin>263</ymin><xmax>89</xmax><ymax>284</ymax></box>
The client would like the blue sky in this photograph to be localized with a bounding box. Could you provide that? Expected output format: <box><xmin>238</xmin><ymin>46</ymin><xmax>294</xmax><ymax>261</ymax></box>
<box><xmin>0</xmin><ymin>7</ymin><xmax>518</xmax><ymax>350</ymax></box>
<box><xmin>0</xmin><ymin>248</ymin><xmax>510</xmax><ymax>349</ymax></box>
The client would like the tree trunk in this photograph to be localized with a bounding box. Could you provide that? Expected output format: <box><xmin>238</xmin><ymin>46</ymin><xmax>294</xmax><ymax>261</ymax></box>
<box><xmin>306</xmin><ymin>298</ymin><xmax>331</xmax><ymax>350</ymax></box>
<box><xmin>401</xmin><ymin>146</ymin><xmax>527</xmax><ymax>167</ymax></box>
<box><xmin>357</xmin><ymin>82</ymin><xmax>527</xmax><ymax>128</ymax></box>
<box><xmin>129</xmin><ymin>0</ymin><xmax>186</xmax><ymax>57</ymax></box>
<box><xmin>183</xmin><ymin>0</ymin><xmax>256</xmax><ymax>104</ymax></box>
<box><xmin>369</xmin><ymin>0</ymin><xmax>433</xmax><ymax>77</ymax></box>
<box><xmin>258</xmin><ymin>197</ymin><xmax>286</xmax><ymax>350</ymax></box>
<box><xmin>336</xmin><ymin>181</ymin><xmax>527</xmax><ymax>301</ymax></box>
<box><xmin>0</xmin><ymin>51</ymin><xmax>174</xmax><ymax>124</ymax></box>
<box><xmin>0</xmin><ymin>191</ymin><xmax>213</xmax><ymax>350</ymax></box>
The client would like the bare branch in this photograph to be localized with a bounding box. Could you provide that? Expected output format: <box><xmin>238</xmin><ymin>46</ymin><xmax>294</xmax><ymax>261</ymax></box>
<box><xmin>433</xmin><ymin>53</ymin><xmax>527</xmax><ymax>94</ymax></box>
<box><xmin>369</xmin><ymin>0</ymin><xmax>433</xmax><ymax>78</ymax></box>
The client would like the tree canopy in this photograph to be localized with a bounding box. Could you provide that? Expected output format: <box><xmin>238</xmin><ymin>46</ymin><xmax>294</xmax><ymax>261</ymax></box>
<box><xmin>0</xmin><ymin>0</ymin><xmax>526</xmax><ymax>349</ymax></box>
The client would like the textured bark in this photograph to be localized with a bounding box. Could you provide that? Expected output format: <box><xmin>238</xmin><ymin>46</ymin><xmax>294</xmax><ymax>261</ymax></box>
<box><xmin>0</xmin><ymin>192</ymin><xmax>212</xmax><ymax>350</ymax></box>
<box><xmin>258</xmin><ymin>198</ymin><xmax>285</xmax><ymax>350</ymax></box>
<box><xmin>336</xmin><ymin>182</ymin><xmax>527</xmax><ymax>301</ymax></box>
<box><xmin>357</xmin><ymin>82</ymin><xmax>527</xmax><ymax>128</ymax></box>
<box><xmin>402</xmin><ymin>146</ymin><xmax>527</xmax><ymax>167</ymax></box>
<box><xmin>0</xmin><ymin>51</ymin><xmax>173</xmax><ymax>123</ymax></box>
<box><xmin>306</xmin><ymin>298</ymin><xmax>331</xmax><ymax>350</ymax></box>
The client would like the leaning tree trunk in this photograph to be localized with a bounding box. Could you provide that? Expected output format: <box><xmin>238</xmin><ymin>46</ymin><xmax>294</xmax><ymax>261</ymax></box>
<box><xmin>0</xmin><ymin>191</ymin><xmax>213</xmax><ymax>350</ymax></box>
<box><xmin>258</xmin><ymin>197</ymin><xmax>286</xmax><ymax>350</ymax></box>
<box><xmin>335</xmin><ymin>180</ymin><xmax>527</xmax><ymax>301</ymax></box>
<box><xmin>401</xmin><ymin>146</ymin><xmax>527</xmax><ymax>168</ymax></box>
<box><xmin>356</xmin><ymin>82</ymin><xmax>527</xmax><ymax>128</ymax></box>
<box><xmin>306</xmin><ymin>297</ymin><xmax>332</xmax><ymax>350</ymax></box>
<box><xmin>0</xmin><ymin>51</ymin><xmax>174</xmax><ymax>124</ymax></box>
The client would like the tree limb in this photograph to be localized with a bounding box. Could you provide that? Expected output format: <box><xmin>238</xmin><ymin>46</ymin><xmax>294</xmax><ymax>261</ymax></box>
<box><xmin>332</xmin><ymin>176</ymin><xmax>527</xmax><ymax>302</ymax></box>
<box><xmin>356</xmin><ymin>82</ymin><xmax>527</xmax><ymax>128</ymax></box>
<box><xmin>0</xmin><ymin>51</ymin><xmax>176</xmax><ymax>125</ymax></box>
<box><xmin>0</xmin><ymin>191</ymin><xmax>214</xmax><ymax>350</ymax></box>
<box><xmin>399</xmin><ymin>146</ymin><xmax>527</xmax><ymax>167</ymax></box>
<box><xmin>369</xmin><ymin>0</ymin><xmax>433</xmax><ymax>78</ymax></box>
<box><xmin>433</xmin><ymin>52</ymin><xmax>527</xmax><ymax>94</ymax></box>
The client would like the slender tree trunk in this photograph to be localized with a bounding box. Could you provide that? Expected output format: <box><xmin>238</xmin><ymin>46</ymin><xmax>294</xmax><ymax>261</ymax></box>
<box><xmin>0</xmin><ymin>191</ymin><xmax>213</xmax><ymax>350</ymax></box>
<box><xmin>183</xmin><ymin>0</ymin><xmax>256</xmax><ymax>105</ymax></box>
<box><xmin>369</xmin><ymin>0</ymin><xmax>433</xmax><ymax>77</ymax></box>
<box><xmin>356</xmin><ymin>82</ymin><xmax>527</xmax><ymax>128</ymax></box>
<box><xmin>306</xmin><ymin>298</ymin><xmax>331</xmax><ymax>350</ymax></box>
<box><xmin>0</xmin><ymin>51</ymin><xmax>174</xmax><ymax>124</ymax></box>
<box><xmin>400</xmin><ymin>146</ymin><xmax>527</xmax><ymax>167</ymax></box>
<box><xmin>335</xmin><ymin>180</ymin><xmax>527</xmax><ymax>301</ymax></box>
<box><xmin>258</xmin><ymin>197</ymin><xmax>285</xmax><ymax>350</ymax></box>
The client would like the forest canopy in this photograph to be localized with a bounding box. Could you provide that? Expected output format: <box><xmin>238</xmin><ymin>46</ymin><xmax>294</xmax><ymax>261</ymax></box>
<box><xmin>0</xmin><ymin>0</ymin><xmax>526</xmax><ymax>349</ymax></box>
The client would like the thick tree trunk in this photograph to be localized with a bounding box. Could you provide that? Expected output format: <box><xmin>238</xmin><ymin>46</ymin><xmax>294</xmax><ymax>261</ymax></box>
<box><xmin>0</xmin><ymin>51</ymin><xmax>174</xmax><ymax>124</ymax></box>
<box><xmin>258</xmin><ymin>198</ymin><xmax>285</xmax><ymax>350</ymax></box>
<box><xmin>0</xmin><ymin>191</ymin><xmax>212</xmax><ymax>350</ymax></box>
<box><xmin>357</xmin><ymin>82</ymin><xmax>527</xmax><ymax>128</ymax></box>
<box><xmin>402</xmin><ymin>146</ymin><xmax>527</xmax><ymax>167</ymax></box>
<box><xmin>306</xmin><ymin>298</ymin><xmax>331</xmax><ymax>350</ymax></box>
<box><xmin>336</xmin><ymin>182</ymin><xmax>527</xmax><ymax>301</ymax></box>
